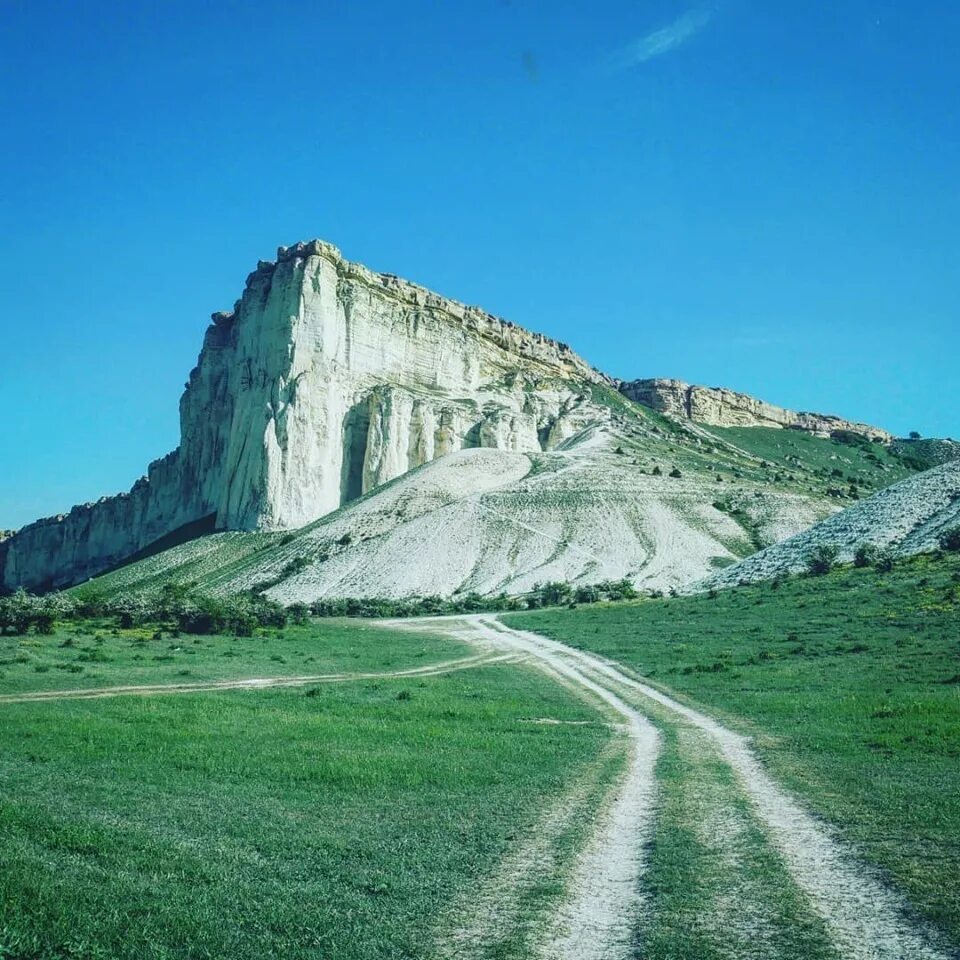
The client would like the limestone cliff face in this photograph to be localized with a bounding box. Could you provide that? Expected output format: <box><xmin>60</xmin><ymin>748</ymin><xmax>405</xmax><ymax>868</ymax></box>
<box><xmin>619</xmin><ymin>378</ymin><xmax>892</xmax><ymax>443</ymax></box>
<box><xmin>2</xmin><ymin>240</ymin><xmax>604</xmax><ymax>591</ymax></box>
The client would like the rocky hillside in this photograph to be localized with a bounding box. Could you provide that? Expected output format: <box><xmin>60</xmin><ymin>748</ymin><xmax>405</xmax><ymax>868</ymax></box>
<box><xmin>890</xmin><ymin>437</ymin><xmax>960</xmax><ymax>470</ymax></box>
<box><xmin>78</xmin><ymin>402</ymin><xmax>834</xmax><ymax>601</ymax></box>
<box><xmin>620</xmin><ymin>378</ymin><xmax>892</xmax><ymax>441</ymax></box>
<box><xmin>1</xmin><ymin>238</ymin><xmax>921</xmax><ymax>597</ymax></box>
<box><xmin>696</xmin><ymin>461</ymin><xmax>960</xmax><ymax>592</ymax></box>
<box><xmin>78</xmin><ymin>388</ymin><xmax>926</xmax><ymax>603</ymax></box>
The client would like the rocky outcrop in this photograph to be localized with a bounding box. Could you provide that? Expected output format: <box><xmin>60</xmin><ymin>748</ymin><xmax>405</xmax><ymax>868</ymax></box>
<box><xmin>619</xmin><ymin>378</ymin><xmax>892</xmax><ymax>442</ymax></box>
<box><xmin>2</xmin><ymin>240</ymin><xmax>605</xmax><ymax>592</ymax></box>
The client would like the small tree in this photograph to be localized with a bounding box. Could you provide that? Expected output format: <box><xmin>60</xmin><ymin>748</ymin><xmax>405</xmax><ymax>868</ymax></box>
<box><xmin>806</xmin><ymin>544</ymin><xmax>839</xmax><ymax>576</ymax></box>
<box><xmin>909</xmin><ymin>431</ymin><xmax>921</xmax><ymax>440</ymax></box>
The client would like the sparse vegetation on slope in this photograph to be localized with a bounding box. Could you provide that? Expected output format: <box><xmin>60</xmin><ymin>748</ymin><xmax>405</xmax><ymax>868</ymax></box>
<box><xmin>6</xmin><ymin>385</ymin><xmax>928</xmax><ymax>608</ymax></box>
<box><xmin>699</xmin><ymin>460</ymin><xmax>960</xmax><ymax>591</ymax></box>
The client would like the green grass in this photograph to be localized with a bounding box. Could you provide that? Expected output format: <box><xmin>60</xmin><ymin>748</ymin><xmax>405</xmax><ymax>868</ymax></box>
<box><xmin>702</xmin><ymin>425</ymin><xmax>917</xmax><ymax>495</ymax></box>
<box><xmin>643</xmin><ymin>725</ymin><xmax>836</xmax><ymax>960</ymax></box>
<box><xmin>0</xmin><ymin>648</ymin><xmax>610</xmax><ymax>959</ymax></box>
<box><xmin>0</xmin><ymin>619</ymin><xmax>462</xmax><ymax>695</ymax></box>
<box><xmin>595</xmin><ymin>390</ymin><xmax>920</xmax><ymax>501</ymax></box>
<box><xmin>506</xmin><ymin>551</ymin><xmax>960</xmax><ymax>945</ymax></box>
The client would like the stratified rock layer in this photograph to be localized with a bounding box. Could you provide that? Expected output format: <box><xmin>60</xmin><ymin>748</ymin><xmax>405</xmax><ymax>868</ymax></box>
<box><xmin>619</xmin><ymin>378</ymin><xmax>893</xmax><ymax>442</ymax></box>
<box><xmin>1</xmin><ymin>241</ymin><xmax>604</xmax><ymax>591</ymax></box>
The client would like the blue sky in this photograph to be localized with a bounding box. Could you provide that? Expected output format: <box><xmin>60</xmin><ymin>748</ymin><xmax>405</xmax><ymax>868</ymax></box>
<box><xmin>1</xmin><ymin>1</ymin><xmax>957</xmax><ymax>529</ymax></box>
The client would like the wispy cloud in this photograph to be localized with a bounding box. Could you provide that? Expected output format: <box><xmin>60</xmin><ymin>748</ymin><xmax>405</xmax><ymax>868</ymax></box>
<box><xmin>607</xmin><ymin>6</ymin><xmax>713</xmax><ymax>70</ymax></box>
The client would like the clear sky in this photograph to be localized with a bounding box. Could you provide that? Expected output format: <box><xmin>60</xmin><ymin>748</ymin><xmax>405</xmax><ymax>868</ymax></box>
<box><xmin>1</xmin><ymin>1</ymin><xmax>957</xmax><ymax>530</ymax></box>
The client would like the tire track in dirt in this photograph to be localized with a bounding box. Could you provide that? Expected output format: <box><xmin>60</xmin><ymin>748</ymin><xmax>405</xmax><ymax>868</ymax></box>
<box><xmin>469</xmin><ymin>617</ymin><xmax>954</xmax><ymax>960</ymax></box>
<box><xmin>407</xmin><ymin>616</ymin><xmax>659</xmax><ymax>960</ymax></box>
<box><xmin>434</xmin><ymin>733</ymin><xmax>629</xmax><ymax>960</ymax></box>
<box><xmin>0</xmin><ymin>653</ymin><xmax>522</xmax><ymax>704</ymax></box>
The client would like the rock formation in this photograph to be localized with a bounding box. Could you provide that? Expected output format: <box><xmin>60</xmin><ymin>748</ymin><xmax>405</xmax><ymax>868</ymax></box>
<box><xmin>619</xmin><ymin>378</ymin><xmax>893</xmax><ymax>442</ymax></box>
<box><xmin>2</xmin><ymin>240</ymin><xmax>902</xmax><ymax>594</ymax></box>
<box><xmin>1</xmin><ymin>241</ymin><xmax>605</xmax><ymax>591</ymax></box>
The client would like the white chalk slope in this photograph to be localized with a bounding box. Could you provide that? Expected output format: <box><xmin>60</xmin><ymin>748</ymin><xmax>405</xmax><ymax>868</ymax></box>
<box><xmin>698</xmin><ymin>460</ymin><xmax>960</xmax><ymax>591</ymax></box>
<box><xmin>192</xmin><ymin>426</ymin><xmax>827</xmax><ymax>602</ymax></box>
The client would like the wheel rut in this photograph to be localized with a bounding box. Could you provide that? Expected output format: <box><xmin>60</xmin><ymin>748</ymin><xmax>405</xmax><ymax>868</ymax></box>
<box><xmin>397</xmin><ymin>616</ymin><xmax>659</xmax><ymax>959</ymax></box>
<box><xmin>417</xmin><ymin>615</ymin><xmax>954</xmax><ymax>960</ymax></box>
<box><xmin>0</xmin><ymin>652</ymin><xmax>521</xmax><ymax>704</ymax></box>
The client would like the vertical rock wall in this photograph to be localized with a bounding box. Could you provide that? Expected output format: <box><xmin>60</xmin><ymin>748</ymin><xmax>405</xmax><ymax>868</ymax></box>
<box><xmin>2</xmin><ymin>240</ymin><xmax>605</xmax><ymax>591</ymax></box>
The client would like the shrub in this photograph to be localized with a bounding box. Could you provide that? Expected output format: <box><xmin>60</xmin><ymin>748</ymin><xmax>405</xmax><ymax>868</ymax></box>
<box><xmin>806</xmin><ymin>544</ymin><xmax>840</xmax><ymax>576</ymax></box>
<box><xmin>596</xmin><ymin>578</ymin><xmax>638</xmax><ymax>601</ymax></box>
<box><xmin>854</xmin><ymin>544</ymin><xmax>878</xmax><ymax>568</ymax></box>
<box><xmin>574</xmin><ymin>585</ymin><xmax>601</xmax><ymax>604</ymax></box>
<box><xmin>531</xmin><ymin>581</ymin><xmax>573</xmax><ymax>607</ymax></box>
<box><xmin>830</xmin><ymin>429</ymin><xmax>871</xmax><ymax>448</ymax></box>
<box><xmin>939</xmin><ymin>527</ymin><xmax>960</xmax><ymax>552</ymax></box>
<box><xmin>669</xmin><ymin>468</ymin><xmax>682</xmax><ymax>479</ymax></box>
<box><xmin>875</xmin><ymin>551</ymin><xmax>895</xmax><ymax>573</ymax></box>
<box><xmin>0</xmin><ymin>589</ymin><xmax>74</xmax><ymax>635</ymax></box>
<box><xmin>287</xmin><ymin>602</ymin><xmax>310</xmax><ymax>625</ymax></box>
<box><xmin>651</xmin><ymin>466</ymin><xmax>662</xmax><ymax>476</ymax></box>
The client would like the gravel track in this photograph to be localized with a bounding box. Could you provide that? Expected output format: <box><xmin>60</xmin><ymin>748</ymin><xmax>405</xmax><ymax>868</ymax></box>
<box><xmin>445</xmin><ymin>616</ymin><xmax>954</xmax><ymax>960</ymax></box>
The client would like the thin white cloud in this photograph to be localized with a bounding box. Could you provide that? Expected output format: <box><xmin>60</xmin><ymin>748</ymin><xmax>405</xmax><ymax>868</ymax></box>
<box><xmin>608</xmin><ymin>6</ymin><xmax>713</xmax><ymax>70</ymax></box>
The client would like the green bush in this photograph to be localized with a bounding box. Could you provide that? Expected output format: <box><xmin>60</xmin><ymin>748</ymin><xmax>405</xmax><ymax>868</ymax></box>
<box><xmin>806</xmin><ymin>544</ymin><xmax>840</xmax><ymax>576</ymax></box>
<box><xmin>875</xmin><ymin>551</ymin><xmax>895</xmax><ymax>573</ymax></box>
<box><xmin>940</xmin><ymin>527</ymin><xmax>960</xmax><ymax>552</ymax></box>
<box><xmin>0</xmin><ymin>589</ymin><xmax>76</xmax><ymax>635</ymax></box>
<box><xmin>854</xmin><ymin>544</ymin><xmax>878</xmax><ymax>568</ymax></box>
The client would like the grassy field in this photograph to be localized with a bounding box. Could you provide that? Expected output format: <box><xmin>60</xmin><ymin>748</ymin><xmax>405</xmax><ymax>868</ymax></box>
<box><xmin>507</xmin><ymin>550</ymin><xmax>960</xmax><ymax>946</ymax></box>
<box><xmin>0</xmin><ymin>621</ymin><xmax>612</xmax><ymax>960</ymax></box>
<box><xmin>0</xmin><ymin>619</ymin><xmax>468</xmax><ymax>695</ymax></box>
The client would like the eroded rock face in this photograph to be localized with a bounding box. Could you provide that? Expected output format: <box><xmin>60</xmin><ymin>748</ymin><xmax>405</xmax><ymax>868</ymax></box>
<box><xmin>619</xmin><ymin>378</ymin><xmax>892</xmax><ymax>442</ymax></box>
<box><xmin>2</xmin><ymin>240</ymin><xmax>605</xmax><ymax>591</ymax></box>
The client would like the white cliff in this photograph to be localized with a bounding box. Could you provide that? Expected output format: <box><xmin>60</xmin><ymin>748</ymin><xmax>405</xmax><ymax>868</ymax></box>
<box><xmin>2</xmin><ymin>240</ymin><xmax>902</xmax><ymax>595</ymax></box>
<box><xmin>2</xmin><ymin>240</ymin><xmax>605</xmax><ymax>591</ymax></box>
